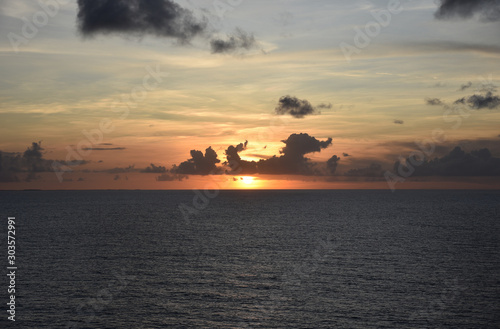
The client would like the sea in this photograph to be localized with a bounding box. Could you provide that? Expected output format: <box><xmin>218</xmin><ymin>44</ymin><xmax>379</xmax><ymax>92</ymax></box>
<box><xmin>0</xmin><ymin>190</ymin><xmax>499</xmax><ymax>328</ymax></box>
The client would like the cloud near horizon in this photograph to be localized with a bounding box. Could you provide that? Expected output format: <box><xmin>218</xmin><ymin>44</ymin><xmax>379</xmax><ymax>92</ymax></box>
<box><xmin>397</xmin><ymin>146</ymin><xmax>500</xmax><ymax>176</ymax></box>
<box><xmin>172</xmin><ymin>133</ymin><xmax>336</xmax><ymax>176</ymax></box>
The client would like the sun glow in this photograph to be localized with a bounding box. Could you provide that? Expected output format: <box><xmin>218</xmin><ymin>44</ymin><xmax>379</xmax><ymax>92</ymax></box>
<box><xmin>241</xmin><ymin>176</ymin><xmax>255</xmax><ymax>185</ymax></box>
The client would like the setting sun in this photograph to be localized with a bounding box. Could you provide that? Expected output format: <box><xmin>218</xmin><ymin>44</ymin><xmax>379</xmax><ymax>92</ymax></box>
<box><xmin>241</xmin><ymin>176</ymin><xmax>255</xmax><ymax>185</ymax></box>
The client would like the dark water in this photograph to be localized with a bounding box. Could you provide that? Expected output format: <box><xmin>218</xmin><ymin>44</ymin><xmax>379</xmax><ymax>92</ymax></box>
<box><xmin>1</xmin><ymin>190</ymin><xmax>499</xmax><ymax>328</ymax></box>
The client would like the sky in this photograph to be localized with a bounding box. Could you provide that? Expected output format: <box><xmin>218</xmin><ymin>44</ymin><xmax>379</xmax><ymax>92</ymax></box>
<box><xmin>0</xmin><ymin>0</ymin><xmax>500</xmax><ymax>190</ymax></box>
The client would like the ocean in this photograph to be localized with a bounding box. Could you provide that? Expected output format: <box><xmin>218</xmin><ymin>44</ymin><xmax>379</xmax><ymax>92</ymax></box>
<box><xmin>1</xmin><ymin>190</ymin><xmax>499</xmax><ymax>328</ymax></box>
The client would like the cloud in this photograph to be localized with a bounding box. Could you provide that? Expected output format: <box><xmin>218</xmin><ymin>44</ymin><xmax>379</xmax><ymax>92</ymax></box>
<box><xmin>77</xmin><ymin>0</ymin><xmax>207</xmax><ymax>43</ymax></box>
<box><xmin>466</xmin><ymin>92</ymin><xmax>500</xmax><ymax>109</ymax></box>
<box><xmin>435</xmin><ymin>0</ymin><xmax>500</xmax><ymax>22</ymax></box>
<box><xmin>172</xmin><ymin>147</ymin><xmax>221</xmax><ymax>175</ymax></box>
<box><xmin>459</xmin><ymin>81</ymin><xmax>472</xmax><ymax>91</ymax></box>
<box><xmin>275</xmin><ymin>96</ymin><xmax>328</xmax><ymax>118</ymax></box>
<box><xmin>173</xmin><ymin>133</ymin><xmax>334</xmax><ymax>176</ymax></box>
<box><xmin>327</xmin><ymin>155</ymin><xmax>340</xmax><ymax>175</ymax></box>
<box><xmin>426</xmin><ymin>98</ymin><xmax>444</xmax><ymax>106</ymax></box>
<box><xmin>256</xmin><ymin>133</ymin><xmax>333</xmax><ymax>175</ymax></box>
<box><xmin>0</xmin><ymin>142</ymin><xmax>89</xmax><ymax>182</ymax></box>
<box><xmin>77</xmin><ymin>0</ymin><xmax>257</xmax><ymax>53</ymax></box>
<box><xmin>141</xmin><ymin>163</ymin><xmax>167</xmax><ymax>173</ymax></box>
<box><xmin>224</xmin><ymin>141</ymin><xmax>257</xmax><ymax>174</ymax></box>
<box><xmin>345</xmin><ymin>163</ymin><xmax>384</xmax><ymax>177</ymax></box>
<box><xmin>396</xmin><ymin>146</ymin><xmax>500</xmax><ymax>176</ymax></box>
<box><xmin>317</xmin><ymin>103</ymin><xmax>333</xmax><ymax>110</ymax></box>
<box><xmin>156</xmin><ymin>173</ymin><xmax>188</xmax><ymax>181</ymax></box>
<box><xmin>82</xmin><ymin>147</ymin><xmax>126</xmax><ymax>151</ymax></box>
<box><xmin>394</xmin><ymin>120</ymin><xmax>404</xmax><ymax>125</ymax></box>
<box><xmin>104</xmin><ymin>165</ymin><xmax>136</xmax><ymax>174</ymax></box>
<box><xmin>454</xmin><ymin>92</ymin><xmax>500</xmax><ymax>109</ymax></box>
<box><xmin>210</xmin><ymin>29</ymin><xmax>258</xmax><ymax>54</ymax></box>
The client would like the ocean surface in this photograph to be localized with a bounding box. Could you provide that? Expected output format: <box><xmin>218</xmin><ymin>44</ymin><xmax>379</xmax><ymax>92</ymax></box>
<box><xmin>1</xmin><ymin>190</ymin><xmax>499</xmax><ymax>328</ymax></box>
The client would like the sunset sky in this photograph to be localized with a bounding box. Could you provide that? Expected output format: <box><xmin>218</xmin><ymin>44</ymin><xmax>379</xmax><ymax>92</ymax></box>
<box><xmin>1</xmin><ymin>0</ymin><xmax>500</xmax><ymax>190</ymax></box>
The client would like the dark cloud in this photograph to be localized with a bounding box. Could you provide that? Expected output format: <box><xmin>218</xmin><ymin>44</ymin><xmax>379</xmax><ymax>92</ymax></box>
<box><xmin>77</xmin><ymin>0</ymin><xmax>257</xmax><ymax>53</ymax></box>
<box><xmin>415</xmin><ymin>41</ymin><xmax>500</xmax><ymax>55</ymax></box>
<box><xmin>77</xmin><ymin>0</ymin><xmax>207</xmax><ymax>43</ymax></box>
<box><xmin>156</xmin><ymin>173</ymin><xmax>188</xmax><ymax>181</ymax></box>
<box><xmin>459</xmin><ymin>81</ymin><xmax>472</xmax><ymax>91</ymax></box>
<box><xmin>172</xmin><ymin>147</ymin><xmax>221</xmax><ymax>175</ymax></box>
<box><xmin>210</xmin><ymin>29</ymin><xmax>257</xmax><ymax>54</ymax></box>
<box><xmin>173</xmin><ymin>133</ymin><xmax>334</xmax><ymax>176</ymax></box>
<box><xmin>317</xmin><ymin>103</ymin><xmax>333</xmax><ymax>110</ymax></box>
<box><xmin>396</xmin><ymin>146</ymin><xmax>500</xmax><ymax>176</ymax></box>
<box><xmin>141</xmin><ymin>163</ymin><xmax>167</xmax><ymax>173</ymax></box>
<box><xmin>426</xmin><ymin>98</ymin><xmax>444</xmax><ymax>106</ymax></box>
<box><xmin>0</xmin><ymin>158</ymin><xmax>19</xmax><ymax>182</ymax></box>
<box><xmin>466</xmin><ymin>92</ymin><xmax>500</xmax><ymax>109</ymax></box>
<box><xmin>480</xmin><ymin>83</ymin><xmax>498</xmax><ymax>93</ymax></box>
<box><xmin>435</xmin><ymin>0</ymin><xmax>500</xmax><ymax>22</ymax></box>
<box><xmin>104</xmin><ymin>165</ymin><xmax>136</xmax><ymax>174</ymax></box>
<box><xmin>0</xmin><ymin>142</ymin><xmax>90</xmax><ymax>183</ymax></box>
<box><xmin>394</xmin><ymin>120</ymin><xmax>404</xmax><ymax>125</ymax></box>
<box><xmin>454</xmin><ymin>92</ymin><xmax>500</xmax><ymax>109</ymax></box>
<box><xmin>327</xmin><ymin>155</ymin><xmax>340</xmax><ymax>175</ymax></box>
<box><xmin>345</xmin><ymin>163</ymin><xmax>384</xmax><ymax>177</ymax></box>
<box><xmin>224</xmin><ymin>141</ymin><xmax>257</xmax><ymax>174</ymax></box>
<box><xmin>256</xmin><ymin>133</ymin><xmax>333</xmax><ymax>175</ymax></box>
<box><xmin>82</xmin><ymin>147</ymin><xmax>126</xmax><ymax>151</ymax></box>
<box><xmin>275</xmin><ymin>96</ymin><xmax>327</xmax><ymax>118</ymax></box>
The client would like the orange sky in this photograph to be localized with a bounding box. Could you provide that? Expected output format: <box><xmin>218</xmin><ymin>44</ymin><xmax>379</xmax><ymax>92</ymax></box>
<box><xmin>1</xmin><ymin>1</ymin><xmax>500</xmax><ymax>190</ymax></box>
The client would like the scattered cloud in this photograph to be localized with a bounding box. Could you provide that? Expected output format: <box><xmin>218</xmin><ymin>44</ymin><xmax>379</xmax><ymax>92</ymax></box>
<box><xmin>76</xmin><ymin>0</ymin><xmax>257</xmax><ymax>54</ymax></box>
<box><xmin>435</xmin><ymin>0</ymin><xmax>500</xmax><ymax>22</ymax></box>
<box><xmin>82</xmin><ymin>147</ymin><xmax>126</xmax><ymax>151</ymax></box>
<box><xmin>317</xmin><ymin>103</ymin><xmax>333</xmax><ymax>110</ymax></box>
<box><xmin>459</xmin><ymin>81</ymin><xmax>472</xmax><ymax>91</ymax></box>
<box><xmin>172</xmin><ymin>133</ymin><xmax>334</xmax><ymax>176</ymax></box>
<box><xmin>210</xmin><ymin>29</ymin><xmax>258</xmax><ymax>54</ymax></box>
<box><xmin>141</xmin><ymin>163</ymin><xmax>167</xmax><ymax>173</ymax></box>
<box><xmin>77</xmin><ymin>0</ymin><xmax>206</xmax><ymax>43</ymax></box>
<box><xmin>327</xmin><ymin>155</ymin><xmax>340</xmax><ymax>175</ymax></box>
<box><xmin>104</xmin><ymin>165</ymin><xmax>136</xmax><ymax>174</ymax></box>
<box><xmin>397</xmin><ymin>146</ymin><xmax>500</xmax><ymax>176</ymax></box>
<box><xmin>426</xmin><ymin>98</ymin><xmax>444</xmax><ymax>106</ymax></box>
<box><xmin>454</xmin><ymin>92</ymin><xmax>500</xmax><ymax>109</ymax></box>
<box><xmin>345</xmin><ymin>163</ymin><xmax>384</xmax><ymax>177</ymax></box>
<box><xmin>156</xmin><ymin>173</ymin><xmax>188</xmax><ymax>181</ymax></box>
<box><xmin>0</xmin><ymin>142</ymin><xmax>90</xmax><ymax>182</ymax></box>
<box><xmin>275</xmin><ymin>96</ymin><xmax>328</xmax><ymax>118</ymax></box>
<box><xmin>172</xmin><ymin>147</ymin><xmax>221</xmax><ymax>175</ymax></box>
